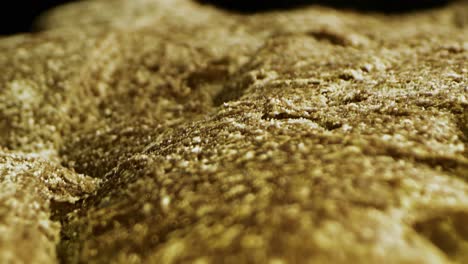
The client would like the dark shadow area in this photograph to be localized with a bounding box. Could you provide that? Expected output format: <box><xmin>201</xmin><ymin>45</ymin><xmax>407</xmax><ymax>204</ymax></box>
<box><xmin>0</xmin><ymin>0</ymin><xmax>77</xmax><ymax>36</ymax></box>
<box><xmin>197</xmin><ymin>0</ymin><xmax>452</xmax><ymax>13</ymax></box>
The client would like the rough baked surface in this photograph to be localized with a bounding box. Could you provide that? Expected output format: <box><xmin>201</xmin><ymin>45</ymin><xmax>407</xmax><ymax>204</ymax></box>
<box><xmin>1</xmin><ymin>0</ymin><xmax>467</xmax><ymax>263</ymax></box>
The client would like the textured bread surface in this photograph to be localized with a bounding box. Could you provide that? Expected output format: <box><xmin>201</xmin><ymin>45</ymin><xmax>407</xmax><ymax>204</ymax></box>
<box><xmin>0</xmin><ymin>0</ymin><xmax>467</xmax><ymax>263</ymax></box>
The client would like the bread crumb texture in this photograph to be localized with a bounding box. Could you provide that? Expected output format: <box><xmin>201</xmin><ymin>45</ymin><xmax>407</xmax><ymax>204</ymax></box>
<box><xmin>1</xmin><ymin>0</ymin><xmax>467</xmax><ymax>263</ymax></box>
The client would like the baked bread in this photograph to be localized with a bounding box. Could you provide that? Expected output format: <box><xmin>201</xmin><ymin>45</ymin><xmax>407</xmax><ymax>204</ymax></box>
<box><xmin>1</xmin><ymin>0</ymin><xmax>467</xmax><ymax>263</ymax></box>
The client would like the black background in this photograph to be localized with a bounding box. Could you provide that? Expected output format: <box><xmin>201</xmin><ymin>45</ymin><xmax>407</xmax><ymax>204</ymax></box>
<box><xmin>198</xmin><ymin>0</ymin><xmax>451</xmax><ymax>13</ymax></box>
<box><xmin>0</xmin><ymin>0</ymin><xmax>452</xmax><ymax>36</ymax></box>
<box><xmin>0</xmin><ymin>0</ymin><xmax>78</xmax><ymax>35</ymax></box>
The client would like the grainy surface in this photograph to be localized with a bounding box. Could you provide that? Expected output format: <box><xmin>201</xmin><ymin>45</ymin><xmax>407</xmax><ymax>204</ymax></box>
<box><xmin>0</xmin><ymin>0</ymin><xmax>467</xmax><ymax>263</ymax></box>
<box><xmin>0</xmin><ymin>149</ymin><xmax>98</xmax><ymax>263</ymax></box>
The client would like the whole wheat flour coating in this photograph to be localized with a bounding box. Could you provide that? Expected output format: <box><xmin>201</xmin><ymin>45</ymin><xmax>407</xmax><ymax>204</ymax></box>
<box><xmin>0</xmin><ymin>0</ymin><xmax>467</xmax><ymax>263</ymax></box>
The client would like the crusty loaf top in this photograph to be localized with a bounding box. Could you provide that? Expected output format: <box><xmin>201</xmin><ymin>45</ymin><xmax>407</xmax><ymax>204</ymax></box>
<box><xmin>0</xmin><ymin>0</ymin><xmax>467</xmax><ymax>263</ymax></box>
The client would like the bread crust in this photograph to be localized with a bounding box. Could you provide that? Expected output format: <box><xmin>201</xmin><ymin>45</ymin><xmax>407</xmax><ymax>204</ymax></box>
<box><xmin>0</xmin><ymin>0</ymin><xmax>467</xmax><ymax>263</ymax></box>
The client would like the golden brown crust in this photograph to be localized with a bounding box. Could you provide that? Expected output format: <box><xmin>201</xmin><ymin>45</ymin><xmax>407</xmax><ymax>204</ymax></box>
<box><xmin>0</xmin><ymin>149</ymin><xmax>98</xmax><ymax>264</ymax></box>
<box><xmin>0</xmin><ymin>0</ymin><xmax>467</xmax><ymax>263</ymax></box>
